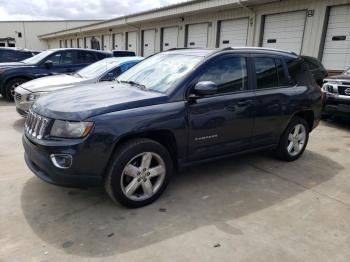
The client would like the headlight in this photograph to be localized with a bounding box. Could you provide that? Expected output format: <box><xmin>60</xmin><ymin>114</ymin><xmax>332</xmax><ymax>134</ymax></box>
<box><xmin>27</xmin><ymin>92</ymin><xmax>47</xmax><ymax>102</ymax></box>
<box><xmin>50</xmin><ymin>120</ymin><xmax>94</xmax><ymax>138</ymax></box>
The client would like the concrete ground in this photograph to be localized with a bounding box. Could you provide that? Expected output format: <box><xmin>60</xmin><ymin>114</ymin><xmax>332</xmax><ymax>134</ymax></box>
<box><xmin>1</xmin><ymin>98</ymin><xmax>350</xmax><ymax>262</ymax></box>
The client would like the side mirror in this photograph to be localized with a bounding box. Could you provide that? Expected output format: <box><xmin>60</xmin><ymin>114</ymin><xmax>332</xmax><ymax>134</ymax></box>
<box><xmin>101</xmin><ymin>72</ymin><xmax>115</xmax><ymax>82</ymax></box>
<box><xmin>44</xmin><ymin>60</ymin><xmax>53</xmax><ymax>69</ymax></box>
<box><xmin>191</xmin><ymin>81</ymin><xmax>218</xmax><ymax>98</ymax></box>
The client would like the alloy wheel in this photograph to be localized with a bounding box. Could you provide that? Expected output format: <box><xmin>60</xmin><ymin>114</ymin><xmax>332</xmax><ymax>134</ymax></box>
<box><xmin>287</xmin><ymin>124</ymin><xmax>306</xmax><ymax>156</ymax></box>
<box><xmin>120</xmin><ymin>152</ymin><xmax>166</xmax><ymax>201</ymax></box>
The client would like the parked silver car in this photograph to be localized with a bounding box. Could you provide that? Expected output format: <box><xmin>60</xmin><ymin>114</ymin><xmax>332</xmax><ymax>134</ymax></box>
<box><xmin>14</xmin><ymin>56</ymin><xmax>143</xmax><ymax>116</ymax></box>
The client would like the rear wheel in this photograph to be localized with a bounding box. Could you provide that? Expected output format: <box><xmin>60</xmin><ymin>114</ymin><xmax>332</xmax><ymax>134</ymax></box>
<box><xmin>105</xmin><ymin>138</ymin><xmax>173</xmax><ymax>208</ymax></box>
<box><xmin>275</xmin><ymin>117</ymin><xmax>309</xmax><ymax>161</ymax></box>
<box><xmin>5</xmin><ymin>78</ymin><xmax>27</xmax><ymax>102</ymax></box>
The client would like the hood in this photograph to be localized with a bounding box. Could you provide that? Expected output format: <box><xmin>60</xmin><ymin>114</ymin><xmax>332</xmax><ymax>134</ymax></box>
<box><xmin>21</xmin><ymin>74</ymin><xmax>90</xmax><ymax>92</ymax></box>
<box><xmin>33</xmin><ymin>82</ymin><xmax>167</xmax><ymax>121</ymax></box>
<box><xmin>324</xmin><ymin>74</ymin><xmax>350</xmax><ymax>82</ymax></box>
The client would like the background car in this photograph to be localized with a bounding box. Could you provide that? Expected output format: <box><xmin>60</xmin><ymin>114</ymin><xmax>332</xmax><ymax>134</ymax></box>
<box><xmin>0</xmin><ymin>47</ymin><xmax>38</xmax><ymax>63</ymax></box>
<box><xmin>301</xmin><ymin>56</ymin><xmax>328</xmax><ymax>86</ymax></box>
<box><xmin>322</xmin><ymin>67</ymin><xmax>350</xmax><ymax>117</ymax></box>
<box><xmin>113</xmin><ymin>51</ymin><xmax>136</xmax><ymax>57</ymax></box>
<box><xmin>14</xmin><ymin>56</ymin><xmax>143</xmax><ymax>116</ymax></box>
<box><xmin>0</xmin><ymin>48</ymin><xmax>111</xmax><ymax>101</ymax></box>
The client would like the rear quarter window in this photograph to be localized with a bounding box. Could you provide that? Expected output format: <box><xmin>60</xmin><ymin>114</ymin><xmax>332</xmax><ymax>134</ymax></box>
<box><xmin>285</xmin><ymin>57</ymin><xmax>314</xmax><ymax>86</ymax></box>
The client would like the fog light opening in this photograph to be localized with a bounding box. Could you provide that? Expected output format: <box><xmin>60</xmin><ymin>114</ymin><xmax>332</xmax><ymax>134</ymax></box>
<box><xmin>50</xmin><ymin>154</ymin><xmax>72</xmax><ymax>169</ymax></box>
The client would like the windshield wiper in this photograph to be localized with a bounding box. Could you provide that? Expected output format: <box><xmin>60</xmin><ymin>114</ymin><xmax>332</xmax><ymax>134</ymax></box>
<box><xmin>120</xmin><ymin>80</ymin><xmax>146</xmax><ymax>90</ymax></box>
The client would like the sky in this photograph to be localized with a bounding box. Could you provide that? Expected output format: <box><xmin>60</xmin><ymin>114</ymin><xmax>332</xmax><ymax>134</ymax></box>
<box><xmin>0</xmin><ymin>0</ymin><xmax>187</xmax><ymax>21</ymax></box>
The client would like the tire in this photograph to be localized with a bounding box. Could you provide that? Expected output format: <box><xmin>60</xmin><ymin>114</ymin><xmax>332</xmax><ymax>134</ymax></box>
<box><xmin>105</xmin><ymin>138</ymin><xmax>173</xmax><ymax>208</ymax></box>
<box><xmin>5</xmin><ymin>78</ymin><xmax>27</xmax><ymax>102</ymax></box>
<box><xmin>275</xmin><ymin>117</ymin><xmax>309</xmax><ymax>161</ymax></box>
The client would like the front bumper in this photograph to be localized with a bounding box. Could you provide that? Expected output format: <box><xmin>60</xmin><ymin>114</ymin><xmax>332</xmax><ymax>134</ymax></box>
<box><xmin>23</xmin><ymin>135</ymin><xmax>103</xmax><ymax>188</ymax></box>
<box><xmin>324</xmin><ymin>95</ymin><xmax>350</xmax><ymax>116</ymax></box>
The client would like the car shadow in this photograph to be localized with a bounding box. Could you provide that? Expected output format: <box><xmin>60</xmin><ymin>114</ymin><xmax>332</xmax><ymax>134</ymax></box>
<box><xmin>322</xmin><ymin>117</ymin><xmax>350</xmax><ymax>132</ymax></box>
<box><xmin>21</xmin><ymin>150</ymin><xmax>342</xmax><ymax>258</ymax></box>
<box><xmin>13</xmin><ymin>118</ymin><xmax>25</xmax><ymax>133</ymax></box>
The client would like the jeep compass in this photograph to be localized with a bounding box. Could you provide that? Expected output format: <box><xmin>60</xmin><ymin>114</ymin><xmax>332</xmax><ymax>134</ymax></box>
<box><xmin>23</xmin><ymin>48</ymin><xmax>323</xmax><ymax>207</ymax></box>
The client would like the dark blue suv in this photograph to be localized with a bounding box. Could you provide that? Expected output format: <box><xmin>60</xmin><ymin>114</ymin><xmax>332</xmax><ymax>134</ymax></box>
<box><xmin>23</xmin><ymin>48</ymin><xmax>323</xmax><ymax>208</ymax></box>
<box><xmin>0</xmin><ymin>48</ymin><xmax>111</xmax><ymax>101</ymax></box>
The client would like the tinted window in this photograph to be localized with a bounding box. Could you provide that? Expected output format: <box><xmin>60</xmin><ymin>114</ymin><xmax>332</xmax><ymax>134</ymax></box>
<box><xmin>255</xmin><ymin>57</ymin><xmax>278</xmax><ymax>89</ymax></box>
<box><xmin>0</xmin><ymin>50</ymin><xmax>14</xmax><ymax>60</ymax></box>
<box><xmin>61</xmin><ymin>51</ymin><xmax>74</xmax><ymax>65</ymax></box>
<box><xmin>285</xmin><ymin>57</ymin><xmax>303</xmax><ymax>84</ymax></box>
<box><xmin>198</xmin><ymin>56</ymin><xmax>248</xmax><ymax>93</ymax></box>
<box><xmin>276</xmin><ymin>58</ymin><xmax>289</xmax><ymax>86</ymax></box>
<box><xmin>47</xmin><ymin>52</ymin><xmax>63</xmax><ymax>65</ymax></box>
<box><xmin>78</xmin><ymin>51</ymin><xmax>96</xmax><ymax>64</ymax></box>
<box><xmin>44</xmin><ymin>51</ymin><xmax>74</xmax><ymax>65</ymax></box>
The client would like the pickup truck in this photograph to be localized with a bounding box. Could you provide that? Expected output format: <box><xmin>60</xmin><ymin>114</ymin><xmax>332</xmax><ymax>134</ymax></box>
<box><xmin>23</xmin><ymin>48</ymin><xmax>323</xmax><ymax>208</ymax></box>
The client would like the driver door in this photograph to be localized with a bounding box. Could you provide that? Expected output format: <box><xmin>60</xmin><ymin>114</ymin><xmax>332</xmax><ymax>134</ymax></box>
<box><xmin>186</xmin><ymin>54</ymin><xmax>255</xmax><ymax>161</ymax></box>
<box><xmin>36</xmin><ymin>51</ymin><xmax>76</xmax><ymax>77</ymax></box>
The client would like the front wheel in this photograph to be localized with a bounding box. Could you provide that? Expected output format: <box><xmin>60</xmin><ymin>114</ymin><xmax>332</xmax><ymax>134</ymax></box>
<box><xmin>5</xmin><ymin>78</ymin><xmax>27</xmax><ymax>102</ymax></box>
<box><xmin>105</xmin><ymin>138</ymin><xmax>173</xmax><ymax>208</ymax></box>
<box><xmin>275</xmin><ymin>117</ymin><xmax>309</xmax><ymax>161</ymax></box>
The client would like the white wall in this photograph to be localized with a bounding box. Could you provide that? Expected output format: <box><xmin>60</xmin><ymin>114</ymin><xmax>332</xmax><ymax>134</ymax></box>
<box><xmin>43</xmin><ymin>0</ymin><xmax>350</xmax><ymax>70</ymax></box>
<box><xmin>0</xmin><ymin>20</ymin><xmax>101</xmax><ymax>50</ymax></box>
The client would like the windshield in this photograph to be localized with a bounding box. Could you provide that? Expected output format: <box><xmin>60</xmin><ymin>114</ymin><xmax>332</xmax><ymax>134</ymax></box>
<box><xmin>76</xmin><ymin>58</ymin><xmax>121</xmax><ymax>79</ymax></box>
<box><xmin>117</xmin><ymin>53</ymin><xmax>203</xmax><ymax>93</ymax></box>
<box><xmin>22</xmin><ymin>50</ymin><xmax>55</xmax><ymax>64</ymax></box>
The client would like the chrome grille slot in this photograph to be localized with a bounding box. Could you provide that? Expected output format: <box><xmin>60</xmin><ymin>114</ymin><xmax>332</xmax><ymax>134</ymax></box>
<box><xmin>25</xmin><ymin>111</ymin><xmax>50</xmax><ymax>140</ymax></box>
<box><xmin>15</xmin><ymin>93</ymin><xmax>22</xmax><ymax>101</ymax></box>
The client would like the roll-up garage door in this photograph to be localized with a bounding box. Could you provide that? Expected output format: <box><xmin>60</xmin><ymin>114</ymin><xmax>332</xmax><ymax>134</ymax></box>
<box><xmin>127</xmin><ymin>31</ymin><xmax>138</xmax><ymax>53</ymax></box>
<box><xmin>219</xmin><ymin>18</ymin><xmax>249</xmax><ymax>48</ymax></box>
<box><xmin>113</xmin><ymin>33</ymin><xmax>124</xmax><ymax>50</ymax></box>
<box><xmin>262</xmin><ymin>10</ymin><xmax>306</xmax><ymax>54</ymax></box>
<box><xmin>142</xmin><ymin>29</ymin><xmax>156</xmax><ymax>57</ymax></box>
<box><xmin>322</xmin><ymin>5</ymin><xmax>350</xmax><ymax>70</ymax></box>
<box><xmin>71</xmin><ymin>39</ymin><xmax>76</xmax><ymax>48</ymax></box>
<box><xmin>102</xmin><ymin>34</ymin><xmax>112</xmax><ymax>51</ymax></box>
<box><xmin>187</xmin><ymin>23</ymin><xmax>209</xmax><ymax>48</ymax></box>
<box><xmin>162</xmin><ymin>26</ymin><xmax>178</xmax><ymax>51</ymax></box>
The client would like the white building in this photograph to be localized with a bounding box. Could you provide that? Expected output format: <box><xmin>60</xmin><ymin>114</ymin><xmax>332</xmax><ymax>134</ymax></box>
<box><xmin>38</xmin><ymin>0</ymin><xmax>350</xmax><ymax>71</ymax></box>
<box><xmin>0</xmin><ymin>20</ymin><xmax>102</xmax><ymax>50</ymax></box>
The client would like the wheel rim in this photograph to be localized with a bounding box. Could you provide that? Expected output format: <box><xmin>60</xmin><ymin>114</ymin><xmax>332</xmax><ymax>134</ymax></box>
<box><xmin>10</xmin><ymin>82</ymin><xmax>22</xmax><ymax>97</ymax></box>
<box><xmin>120</xmin><ymin>152</ymin><xmax>166</xmax><ymax>201</ymax></box>
<box><xmin>287</xmin><ymin>124</ymin><xmax>306</xmax><ymax>156</ymax></box>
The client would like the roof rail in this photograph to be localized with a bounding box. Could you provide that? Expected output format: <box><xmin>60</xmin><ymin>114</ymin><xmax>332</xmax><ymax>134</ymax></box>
<box><xmin>221</xmin><ymin>46</ymin><xmax>298</xmax><ymax>56</ymax></box>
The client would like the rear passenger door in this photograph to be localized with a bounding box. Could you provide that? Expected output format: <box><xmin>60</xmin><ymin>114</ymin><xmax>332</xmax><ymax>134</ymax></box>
<box><xmin>251</xmin><ymin>55</ymin><xmax>294</xmax><ymax>147</ymax></box>
<box><xmin>187</xmin><ymin>54</ymin><xmax>255</xmax><ymax>161</ymax></box>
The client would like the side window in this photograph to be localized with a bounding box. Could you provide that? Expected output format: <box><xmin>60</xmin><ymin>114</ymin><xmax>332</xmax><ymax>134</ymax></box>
<box><xmin>78</xmin><ymin>51</ymin><xmax>97</xmax><ymax>64</ymax></box>
<box><xmin>276</xmin><ymin>58</ymin><xmax>289</xmax><ymax>86</ymax></box>
<box><xmin>46</xmin><ymin>52</ymin><xmax>62</xmax><ymax>65</ymax></box>
<box><xmin>60</xmin><ymin>51</ymin><xmax>74</xmax><ymax>65</ymax></box>
<box><xmin>197</xmin><ymin>56</ymin><xmax>248</xmax><ymax>94</ymax></box>
<box><xmin>1</xmin><ymin>50</ymin><xmax>14</xmax><ymax>60</ymax></box>
<box><xmin>285</xmin><ymin>57</ymin><xmax>304</xmax><ymax>85</ymax></box>
<box><xmin>255</xmin><ymin>57</ymin><xmax>278</xmax><ymax>89</ymax></box>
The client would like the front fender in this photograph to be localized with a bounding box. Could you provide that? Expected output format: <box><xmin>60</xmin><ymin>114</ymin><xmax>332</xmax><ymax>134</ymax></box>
<box><xmin>88</xmin><ymin>101</ymin><xmax>188</xmax><ymax>162</ymax></box>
